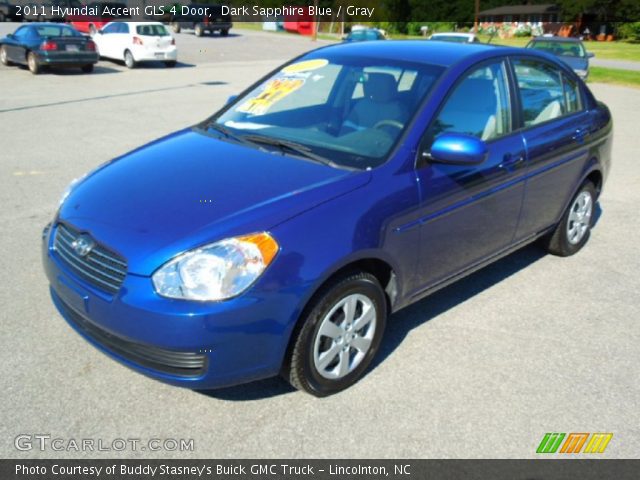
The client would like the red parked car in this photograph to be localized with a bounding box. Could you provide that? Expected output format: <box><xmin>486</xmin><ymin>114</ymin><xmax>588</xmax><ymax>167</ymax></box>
<box><xmin>66</xmin><ymin>2</ymin><xmax>130</xmax><ymax>35</ymax></box>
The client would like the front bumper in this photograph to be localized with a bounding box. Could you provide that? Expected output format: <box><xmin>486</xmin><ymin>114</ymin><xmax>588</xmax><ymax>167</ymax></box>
<box><xmin>42</xmin><ymin>222</ymin><xmax>300</xmax><ymax>389</ymax></box>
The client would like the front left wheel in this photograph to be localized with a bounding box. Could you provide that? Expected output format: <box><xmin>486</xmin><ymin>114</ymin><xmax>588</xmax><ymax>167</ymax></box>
<box><xmin>0</xmin><ymin>45</ymin><xmax>13</xmax><ymax>66</ymax></box>
<box><xmin>285</xmin><ymin>272</ymin><xmax>387</xmax><ymax>397</ymax></box>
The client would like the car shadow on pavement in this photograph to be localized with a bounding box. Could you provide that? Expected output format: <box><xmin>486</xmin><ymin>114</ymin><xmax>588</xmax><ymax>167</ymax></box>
<box><xmin>196</xmin><ymin>202</ymin><xmax>603</xmax><ymax>401</ymax></box>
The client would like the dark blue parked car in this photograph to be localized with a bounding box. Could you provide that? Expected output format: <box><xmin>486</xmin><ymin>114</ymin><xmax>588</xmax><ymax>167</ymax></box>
<box><xmin>526</xmin><ymin>36</ymin><xmax>594</xmax><ymax>80</ymax></box>
<box><xmin>43</xmin><ymin>41</ymin><xmax>612</xmax><ymax>396</ymax></box>
<box><xmin>0</xmin><ymin>23</ymin><xmax>98</xmax><ymax>74</ymax></box>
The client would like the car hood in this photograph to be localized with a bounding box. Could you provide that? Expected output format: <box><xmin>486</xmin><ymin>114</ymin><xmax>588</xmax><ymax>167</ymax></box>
<box><xmin>59</xmin><ymin>128</ymin><xmax>370</xmax><ymax>275</ymax></box>
<box><xmin>557</xmin><ymin>55</ymin><xmax>588</xmax><ymax>71</ymax></box>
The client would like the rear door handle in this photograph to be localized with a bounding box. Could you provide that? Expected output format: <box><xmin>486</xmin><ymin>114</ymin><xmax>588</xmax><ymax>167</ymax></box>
<box><xmin>572</xmin><ymin>128</ymin><xmax>589</xmax><ymax>142</ymax></box>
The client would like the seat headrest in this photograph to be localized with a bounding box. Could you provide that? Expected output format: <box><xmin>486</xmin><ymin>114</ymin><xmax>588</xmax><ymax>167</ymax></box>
<box><xmin>364</xmin><ymin>73</ymin><xmax>398</xmax><ymax>103</ymax></box>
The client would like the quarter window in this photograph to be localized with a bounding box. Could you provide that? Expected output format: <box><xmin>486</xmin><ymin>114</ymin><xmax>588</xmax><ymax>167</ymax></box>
<box><xmin>427</xmin><ymin>60</ymin><xmax>512</xmax><ymax>143</ymax></box>
<box><xmin>563</xmin><ymin>74</ymin><xmax>582</xmax><ymax>114</ymax></box>
<box><xmin>513</xmin><ymin>59</ymin><xmax>566</xmax><ymax>126</ymax></box>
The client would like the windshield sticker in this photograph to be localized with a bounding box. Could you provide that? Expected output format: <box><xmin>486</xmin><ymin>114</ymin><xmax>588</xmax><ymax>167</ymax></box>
<box><xmin>281</xmin><ymin>59</ymin><xmax>329</xmax><ymax>74</ymax></box>
<box><xmin>236</xmin><ymin>77</ymin><xmax>305</xmax><ymax>115</ymax></box>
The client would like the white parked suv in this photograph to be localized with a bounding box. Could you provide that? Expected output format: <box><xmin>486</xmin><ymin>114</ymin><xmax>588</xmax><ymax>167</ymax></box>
<box><xmin>93</xmin><ymin>22</ymin><xmax>178</xmax><ymax>68</ymax></box>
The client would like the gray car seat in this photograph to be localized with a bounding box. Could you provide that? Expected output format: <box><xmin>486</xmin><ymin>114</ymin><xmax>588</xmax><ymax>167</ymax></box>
<box><xmin>342</xmin><ymin>73</ymin><xmax>409</xmax><ymax>133</ymax></box>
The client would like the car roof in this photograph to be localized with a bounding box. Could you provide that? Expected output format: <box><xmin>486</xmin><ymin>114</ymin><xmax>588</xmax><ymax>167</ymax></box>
<box><xmin>315</xmin><ymin>40</ymin><xmax>517</xmax><ymax>67</ymax></box>
<box><xmin>122</xmin><ymin>22</ymin><xmax>166</xmax><ymax>27</ymax></box>
<box><xmin>530</xmin><ymin>36</ymin><xmax>582</xmax><ymax>43</ymax></box>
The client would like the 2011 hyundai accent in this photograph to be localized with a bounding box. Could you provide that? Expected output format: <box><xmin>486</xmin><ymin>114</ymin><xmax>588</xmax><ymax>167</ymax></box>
<box><xmin>43</xmin><ymin>41</ymin><xmax>613</xmax><ymax>396</ymax></box>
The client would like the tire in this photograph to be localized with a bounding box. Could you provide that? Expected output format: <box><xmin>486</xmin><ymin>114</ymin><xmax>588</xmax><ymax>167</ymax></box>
<box><xmin>164</xmin><ymin>61</ymin><xmax>176</xmax><ymax>68</ymax></box>
<box><xmin>171</xmin><ymin>22</ymin><xmax>181</xmax><ymax>34</ymax></box>
<box><xmin>124</xmin><ymin>49</ymin><xmax>135</xmax><ymax>69</ymax></box>
<box><xmin>221</xmin><ymin>29</ymin><xmax>229</xmax><ymax>37</ymax></box>
<box><xmin>0</xmin><ymin>45</ymin><xmax>13</xmax><ymax>66</ymax></box>
<box><xmin>543</xmin><ymin>181</ymin><xmax>597</xmax><ymax>257</ymax></box>
<box><xmin>285</xmin><ymin>272</ymin><xmax>387</xmax><ymax>397</ymax></box>
<box><xmin>81</xmin><ymin>64</ymin><xmax>94</xmax><ymax>73</ymax></box>
<box><xmin>194</xmin><ymin>24</ymin><xmax>204</xmax><ymax>37</ymax></box>
<box><xmin>27</xmin><ymin>51</ymin><xmax>40</xmax><ymax>74</ymax></box>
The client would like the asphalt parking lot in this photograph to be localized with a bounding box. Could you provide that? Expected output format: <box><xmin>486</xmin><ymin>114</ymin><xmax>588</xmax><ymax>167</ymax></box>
<box><xmin>1</xmin><ymin>23</ymin><xmax>639</xmax><ymax>459</ymax></box>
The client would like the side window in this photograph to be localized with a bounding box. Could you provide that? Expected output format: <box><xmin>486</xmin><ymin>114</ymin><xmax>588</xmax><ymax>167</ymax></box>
<box><xmin>513</xmin><ymin>58</ymin><xmax>565</xmax><ymax>126</ymax></box>
<box><xmin>426</xmin><ymin>60</ymin><xmax>512</xmax><ymax>143</ymax></box>
<box><xmin>563</xmin><ymin>74</ymin><xmax>582</xmax><ymax>114</ymax></box>
<box><xmin>102</xmin><ymin>23</ymin><xmax>118</xmax><ymax>34</ymax></box>
<box><xmin>120</xmin><ymin>23</ymin><xmax>130</xmax><ymax>34</ymax></box>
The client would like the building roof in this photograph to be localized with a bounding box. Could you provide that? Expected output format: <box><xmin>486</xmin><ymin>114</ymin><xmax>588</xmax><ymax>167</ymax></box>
<box><xmin>479</xmin><ymin>4</ymin><xmax>559</xmax><ymax>16</ymax></box>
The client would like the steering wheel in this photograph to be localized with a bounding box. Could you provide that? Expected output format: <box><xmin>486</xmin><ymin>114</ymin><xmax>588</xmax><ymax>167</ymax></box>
<box><xmin>373</xmin><ymin>120</ymin><xmax>404</xmax><ymax>131</ymax></box>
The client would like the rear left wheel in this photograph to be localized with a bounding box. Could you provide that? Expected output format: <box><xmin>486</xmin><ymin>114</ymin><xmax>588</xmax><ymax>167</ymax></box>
<box><xmin>81</xmin><ymin>64</ymin><xmax>94</xmax><ymax>73</ymax></box>
<box><xmin>543</xmin><ymin>181</ymin><xmax>596</xmax><ymax>257</ymax></box>
<box><xmin>27</xmin><ymin>52</ymin><xmax>40</xmax><ymax>74</ymax></box>
<box><xmin>124</xmin><ymin>50</ymin><xmax>135</xmax><ymax>69</ymax></box>
<box><xmin>285</xmin><ymin>272</ymin><xmax>387</xmax><ymax>397</ymax></box>
<box><xmin>221</xmin><ymin>29</ymin><xmax>229</xmax><ymax>36</ymax></box>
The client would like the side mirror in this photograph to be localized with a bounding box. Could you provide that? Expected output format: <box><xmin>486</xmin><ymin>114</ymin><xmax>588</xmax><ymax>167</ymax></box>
<box><xmin>425</xmin><ymin>133</ymin><xmax>488</xmax><ymax>166</ymax></box>
<box><xmin>7</xmin><ymin>33</ymin><xmax>15</xmax><ymax>40</ymax></box>
<box><xmin>97</xmin><ymin>29</ymin><xmax>103</xmax><ymax>35</ymax></box>
<box><xmin>587</xmin><ymin>52</ymin><xmax>595</xmax><ymax>58</ymax></box>
<box><xmin>226</xmin><ymin>95</ymin><xmax>237</xmax><ymax>105</ymax></box>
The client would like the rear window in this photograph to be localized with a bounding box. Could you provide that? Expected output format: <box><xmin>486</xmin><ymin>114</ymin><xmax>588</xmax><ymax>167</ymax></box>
<box><xmin>136</xmin><ymin>25</ymin><xmax>169</xmax><ymax>36</ymax></box>
<box><xmin>35</xmin><ymin>26</ymin><xmax>81</xmax><ymax>37</ymax></box>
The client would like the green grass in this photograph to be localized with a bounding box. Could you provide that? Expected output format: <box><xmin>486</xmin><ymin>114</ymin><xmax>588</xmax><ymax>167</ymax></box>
<box><xmin>235</xmin><ymin>23</ymin><xmax>640</xmax><ymax>63</ymax></box>
<box><xmin>587</xmin><ymin>67</ymin><xmax>640</xmax><ymax>88</ymax></box>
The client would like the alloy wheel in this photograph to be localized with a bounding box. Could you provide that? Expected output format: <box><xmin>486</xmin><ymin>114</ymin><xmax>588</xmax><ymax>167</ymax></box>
<box><xmin>313</xmin><ymin>293</ymin><xmax>377</xmax><ymax>380</ymax></box>
<box><xmin>566</xmin><ymin>191</ymin><xmax>593</xmax><ymax>245</ymax></box>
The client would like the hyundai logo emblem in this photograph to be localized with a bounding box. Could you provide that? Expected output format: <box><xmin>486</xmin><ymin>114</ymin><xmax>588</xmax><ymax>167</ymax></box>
<box><xmin>71</xmin><ymin>234</ymin><xmax>95</xmax><ymax>257</ymax></box>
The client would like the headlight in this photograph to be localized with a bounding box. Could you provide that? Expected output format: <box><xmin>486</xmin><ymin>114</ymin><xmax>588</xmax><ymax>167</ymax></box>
<box><xmin>152</xmin><ymin>233</ymin><xmax>279</xmax><ymax>301</ymax></box>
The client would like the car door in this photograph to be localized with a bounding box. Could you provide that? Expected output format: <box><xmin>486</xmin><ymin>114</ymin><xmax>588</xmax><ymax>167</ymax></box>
<box><xmin>5</xmin><ymin>26</ymin><xmax>29</xmax><ymax>63</ymax></box>
<box><xmin>511</xmin><ymin>56</ymin><xmax>592</xmax><ymax>240</ymax></box>
<box><xmin>95</xmin><ymin>22</ymin><xmax>118</xmax><ymax>58</ymax></box>
<box><xmin>115</xmin><ymin>23</ymin><xmax>131</xmax><ymax>60</ymax></box>
<box><xmin>414</xmin><ymin>59</ymin><xmax>527</xmax><ymax>289</ymax></box>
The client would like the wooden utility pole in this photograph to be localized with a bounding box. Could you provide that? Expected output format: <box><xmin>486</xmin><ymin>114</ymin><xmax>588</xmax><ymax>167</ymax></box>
<box><xmin>312</xmin><ymin>0</ymin><xmax>319</xmax><ymax>41</ymax></box>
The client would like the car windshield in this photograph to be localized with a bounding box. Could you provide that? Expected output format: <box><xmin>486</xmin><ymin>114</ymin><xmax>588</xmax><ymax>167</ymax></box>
<box><xmin>136</xmin><ymin>24</ymin><xmax>169</xmax><ymax>36</ymax></box>
<box><xmin>528</xmin><ymin>40</ymin><xmax>586</xmax><ymax>58</ymax></box>
<box><xmin>35</xmin><ymin>25</ymin><xmax>81</xmax><ymax>37</ymax></box>
<box><xmin>432</xmin><ymin>35</ymin><xmax>469</xmax><ymax>43</ymax></box>
<box><xmin>210</xmin><ymin>56</ymin><xmax>444</xmax><ymax>169</ymax></box>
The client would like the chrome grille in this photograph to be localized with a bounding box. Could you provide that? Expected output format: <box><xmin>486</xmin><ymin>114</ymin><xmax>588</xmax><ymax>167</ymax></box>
<box><xmin>53</xmin><ymin>223</ymin><xmax>127</xmax><ymax>294</ymax></box>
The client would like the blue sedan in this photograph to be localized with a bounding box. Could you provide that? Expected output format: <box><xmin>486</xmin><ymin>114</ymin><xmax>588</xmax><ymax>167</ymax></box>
<box><xmin>0</xmin><ymin>23</ymin><xmax>98</xmax><ymax>74</ymax></box>
<box><xmin>43</xmin><ymin>41</ymin><xmax>612</xmax><ymax>396</ymax></box>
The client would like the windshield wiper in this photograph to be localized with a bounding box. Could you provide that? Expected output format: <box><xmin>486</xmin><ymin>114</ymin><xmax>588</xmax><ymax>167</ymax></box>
<box><xmin>198</xmin><ymin>120</ymin><xmax>258</xmax><ymax>147</ymax></box>
<box><xmin>241</xmin><ymin>134</ymin><xmax>340</xmax><ymax>168</ymax></box>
